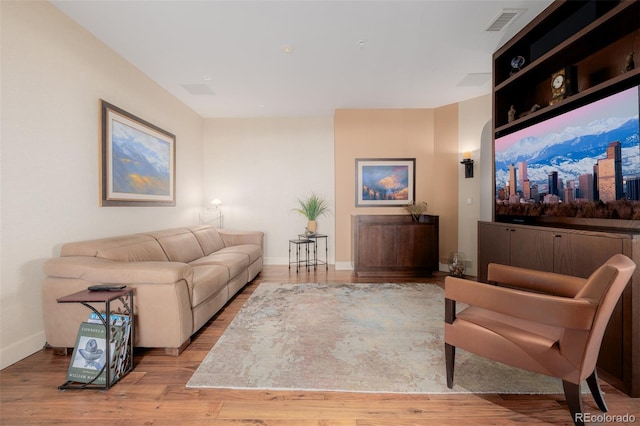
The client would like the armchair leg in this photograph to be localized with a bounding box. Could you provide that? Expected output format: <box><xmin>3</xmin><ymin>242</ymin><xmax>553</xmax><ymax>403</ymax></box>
<box><xmin>586</xmin><ymin>370</ymin><xmax>607</xmax><ymax>412</ymax></box>
<box><xmin>445</xmin><ymin>343</ymin><xmax>455</xmax><ymax>388</ymax></box>
<box><xmin>562</xmin><ymin>380</ymin><xmax>584</xmax><ymax>426</ymax></box>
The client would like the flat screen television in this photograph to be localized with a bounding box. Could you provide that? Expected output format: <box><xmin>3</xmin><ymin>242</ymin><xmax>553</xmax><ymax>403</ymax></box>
<box><xmin>494</xmin><ymin>84</ymin><xmax>640</xmax><ymax>228</ymax></box>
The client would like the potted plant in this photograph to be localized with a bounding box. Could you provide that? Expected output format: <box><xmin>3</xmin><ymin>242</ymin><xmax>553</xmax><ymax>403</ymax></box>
<box><xmin>404</xmin><ymin>201</ymin><xmax>428</xmax><ymax>222</ymax></box>
<box><xmin>294</xmin><ymin>193</ymin><xmax>329</xmax><ymax>234</ymax></box>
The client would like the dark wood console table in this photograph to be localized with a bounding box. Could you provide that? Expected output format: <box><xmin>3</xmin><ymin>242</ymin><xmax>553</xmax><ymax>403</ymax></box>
<box><xmin>352</xmin><ymin>214</ymin><xmax>439</xmax><ymax>277</ymax></box>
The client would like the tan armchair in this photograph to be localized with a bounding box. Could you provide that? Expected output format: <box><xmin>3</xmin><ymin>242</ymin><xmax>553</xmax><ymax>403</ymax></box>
<box><xmin>444</xmin><ymin>254</ymin><xmax>635</xmax><ymax>426</ymax></box>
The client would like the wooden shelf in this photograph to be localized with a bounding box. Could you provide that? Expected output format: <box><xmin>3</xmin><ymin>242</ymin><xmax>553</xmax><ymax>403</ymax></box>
<box><xmin>493</xmin><ymin>0</ymin><xmax>640</xmax><ymax>132</ymax></box>
<box><xmin>495</xmin><ymin>67</ymin><xmax>640</xmax><ymax>137</ymax></box>
<box><xmin>495</xmin><ymin>1</ymin><xmax>637</xmax><ymax>87</ymax></box>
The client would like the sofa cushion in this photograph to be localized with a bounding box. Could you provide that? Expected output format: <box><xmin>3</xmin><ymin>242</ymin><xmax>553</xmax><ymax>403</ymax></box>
<box><xmin>190</xmin><ymin>264</ymin><xmax>229</xmax><ymax>307</ymax></box>
<box><xmin>190</xmin><ymin>225</ymin><xmax>225</xmax><ymax>255</ymax></box>
<box><xmin>143</xmin><ymin>228</ymin><xmax>205</xmax><ymax>263</ymax></box>
<box><xmin>217</xmin><ymin>244</ymin><xmax>262</xmax><ymax>264</ymax></box>
<box><xmin>190</xmin><ymin>252</ymin><xmax>250</xmax><ymax>279</ymax></box>
<box><xmin>61</xmin><ymin>234</ymin><xmax>168</xmax><ymax>262</ymax></box>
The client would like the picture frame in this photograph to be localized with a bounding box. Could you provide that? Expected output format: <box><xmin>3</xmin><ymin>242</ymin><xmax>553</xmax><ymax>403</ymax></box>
<box><xmin>355</xmin><ymin>158</ymin><xmax>415</xmax><ymax>207</ymax></box>
<box><xmin>101</xmin><ymin>100</ymin><xmax>176</xmax><ymax>206</ymax></box>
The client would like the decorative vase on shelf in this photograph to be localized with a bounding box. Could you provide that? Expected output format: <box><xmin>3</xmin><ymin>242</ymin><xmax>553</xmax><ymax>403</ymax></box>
<box><xmin>306</xmin><ymin>220</ymin><xmax>317</xmax><ymax>234</ymax></box>
<box><xmin>404</xmin><ymin>201</ymin><xmax>428</xmax><ymax>222</ymax></box>
<box><xmin>448</xmin><ymin>252</ymin><xmax>466</xmax><ymax>277</ymax></box>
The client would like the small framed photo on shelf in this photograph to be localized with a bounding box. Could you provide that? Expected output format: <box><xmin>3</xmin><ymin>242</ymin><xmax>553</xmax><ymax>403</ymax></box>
<box><xmin>101</xmin><ymin>100</ymin><xmax>176</xmax><ymax>206</ymax></box>
<box><xmin>355</xmin><ymin>158</ymin><xmax>415</xmax><ymax>207</ymax></box>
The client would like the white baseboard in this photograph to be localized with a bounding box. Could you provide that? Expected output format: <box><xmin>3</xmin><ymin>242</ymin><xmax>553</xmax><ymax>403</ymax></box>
<box><xmin>1</xmin><ymin>331</ymin><xmax>46</xmax><ymax>370</ymax></box>
<box><xmin>264</xmin><ymin>257</ymin><xmax>336</xmax><ymax>266</ymax></box>
<box><xmin>334</xmin><ymin>261</ymin><xmax>353</xmax><ymax>271</ymax></box>
<box><xmin>264</xmin><ymin>257</ymin><xmax>290</xmax><ymax>265</ymax></box>
<box><xmin>266</xmin><ymin>258</ymin><xmax>444</xmax><ymax>274</ymax></box>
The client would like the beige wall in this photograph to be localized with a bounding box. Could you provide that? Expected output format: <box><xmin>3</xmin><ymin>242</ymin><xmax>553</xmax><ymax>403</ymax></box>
<box><xmin>458</xmin><ymin>95</ymin><xmax>491</xmax><ymax>276</ymax></box>
<box><xmin>202</xmin><ymin>117</ymin><xmax>335</xmax><ymax>264</ymax></box>
<box><xmin>1</xmin><ymin>1</ymin><xmax>204</xmax><ymax>369</ymax></box>
<box><xmin>334</xmin><ymin>108</ymin><xmax>459</xmax><ymax>268</ymax></box>
<box><xmin>434</xmin><ymin>104</ymin><xmax>461</xmax><ymax>266</ymax></box>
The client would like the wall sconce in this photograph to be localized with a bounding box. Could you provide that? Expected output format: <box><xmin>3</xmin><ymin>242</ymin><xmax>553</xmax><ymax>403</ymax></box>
<box><xmin>460</xmin><ymin>152</ymin><xmax>474</xmax><ymax>178</ymax></box>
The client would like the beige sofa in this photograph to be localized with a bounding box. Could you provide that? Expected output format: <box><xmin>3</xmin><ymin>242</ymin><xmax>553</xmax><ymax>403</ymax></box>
<box><xmin>42</xmin><ymin>225</ymin><xmax>263</xmax><ymax>355</ymax></box>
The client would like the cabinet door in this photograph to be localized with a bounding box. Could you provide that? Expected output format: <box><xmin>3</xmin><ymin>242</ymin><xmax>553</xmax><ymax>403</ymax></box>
<box><xmin>553</xmin><ymin>232</ymin><xmax>624</xmax><ymax>380</ymax></box>
<box><xmin>477</xmin><ymin>222</ymin><xmax>511</xmax><ymax>282</ymax></box>
<box><xmin>478</xmin><ymin>223</ymin><xmax>554</xmax><ymax>281</ymax></box>
<box><xmin>356</xmin><ymin>224</ymin><xmax>381</xmax><ymax>268</ymax></box>
<box><xmin>418</xmin><ymin>223</ymin><xmax>439</xmax><ymax>270</ymax></box>
<box><xmin>395</xmin><ymin>224</ymin><xmax>437</xmax><ymax>268</ymax></box>
<box><xmin>509</xmin><ymin>227</ymin><xmax>554</xmax><ymax>272</ymax></box>
<box><xmin>552</xmin><ymin>233</ymin><xmax>622</xmax><ymax>277</ymax></box>
<box><xmin>395</xmin><ymin>225</ymin><xmax>416</xmax><ymax>267</ymax></box>
<box><xmin>356</xmin><ymin>224</ymin><xmax>396</xmax><ymax>268</ymax></box>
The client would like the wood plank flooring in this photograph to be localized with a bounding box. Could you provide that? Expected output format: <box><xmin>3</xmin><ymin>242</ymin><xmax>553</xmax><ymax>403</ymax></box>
<box><xmin>1</xmin><ymin>266</ymin><xmax>638</xmax><ymax>425</ymax></box>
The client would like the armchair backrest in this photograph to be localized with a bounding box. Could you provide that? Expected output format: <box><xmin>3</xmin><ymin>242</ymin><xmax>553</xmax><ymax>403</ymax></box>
<box><xmin>560</xmin><ymin>254</ymin><xmax>635</xmax><ymax>379</ymax></box>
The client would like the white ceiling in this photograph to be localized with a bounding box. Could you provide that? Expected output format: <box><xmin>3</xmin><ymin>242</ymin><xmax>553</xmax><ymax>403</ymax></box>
<box><xmin>51</xmin><ymin>0</ymin><xmax>553</xmax><ymax>118</ymax></box>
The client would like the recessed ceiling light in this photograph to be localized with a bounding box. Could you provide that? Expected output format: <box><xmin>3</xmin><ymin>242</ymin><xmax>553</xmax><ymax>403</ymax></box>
<box><xmin>203</xmin><ymin>75</ymin><xmax>212</xmax><ymax>81</ymax></box>
<box><xmin>357</xmin><ymin>40</ymin><xmax>366</xmax><ymax>47</ymax></box>
<box><xmin>281</xmin><ymin>45</ymin><xmax>294</xmax><ymax>54</ymax></box>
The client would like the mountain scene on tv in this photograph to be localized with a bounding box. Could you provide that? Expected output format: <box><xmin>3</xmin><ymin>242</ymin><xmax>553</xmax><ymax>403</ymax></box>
<box><xmin>495</xmin><ymin>86</ymin><xmax>640</xmax><ymax>220</ymax></box>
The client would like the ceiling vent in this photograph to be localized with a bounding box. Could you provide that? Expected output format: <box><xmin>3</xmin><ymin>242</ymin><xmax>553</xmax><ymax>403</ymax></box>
<box><xmin>181</xmin><ymin>84</ymin><xmax>215</xmax><ymax>96</ymax></box>
<box><xmin>486</xmin><ymin>9</ymin><xmax>525</xmax><ymax>32</ymax></box>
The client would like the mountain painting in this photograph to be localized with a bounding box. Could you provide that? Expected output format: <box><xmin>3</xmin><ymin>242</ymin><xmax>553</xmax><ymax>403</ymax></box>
<box><xmin>362</xmin><ymin>165</ymin><xmax>410</xmax><ymax>201</ymax></box>
<box><xmin>111</xmin><ymin>119</ymin><xmax>171</xmax><ymax>197</ymax></box>
<box><xmin>356</xmin><ymin>159</ymin><xmax>415</xmax><ymax>206</ymax></box>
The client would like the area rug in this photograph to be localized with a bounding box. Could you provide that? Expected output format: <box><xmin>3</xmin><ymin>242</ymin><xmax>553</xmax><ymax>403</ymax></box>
<box><xmin>187</xmin><ymin>282</ymin><xmax>573</xmax><ymax>394</ymax></box>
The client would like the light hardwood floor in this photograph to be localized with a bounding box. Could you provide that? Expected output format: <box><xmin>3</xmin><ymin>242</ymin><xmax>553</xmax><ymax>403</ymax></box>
<box><xmin>1</xmin><ymin>266</ymin><xmax>638</xmax><ymax>425</ymax></box>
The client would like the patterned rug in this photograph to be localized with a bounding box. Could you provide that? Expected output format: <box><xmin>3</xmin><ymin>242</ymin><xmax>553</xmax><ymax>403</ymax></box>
<box><xmin>187</xmin><ymin>282</ymin><xmax>571</xmax><ymax>394</ymax></box>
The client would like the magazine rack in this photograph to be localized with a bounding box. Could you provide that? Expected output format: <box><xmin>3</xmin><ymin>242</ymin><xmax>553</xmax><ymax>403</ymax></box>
<box><xmin>56</xmin><ymin>288</ymin><xmax>134</xmax><ymax>390</ymax></box>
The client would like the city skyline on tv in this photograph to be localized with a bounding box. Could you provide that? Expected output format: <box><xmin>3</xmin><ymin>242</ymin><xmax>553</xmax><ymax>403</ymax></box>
<box><xmin>495</xmin><ymin>86</ymin><xmax>640</xmax><ymax>208</ymax></box>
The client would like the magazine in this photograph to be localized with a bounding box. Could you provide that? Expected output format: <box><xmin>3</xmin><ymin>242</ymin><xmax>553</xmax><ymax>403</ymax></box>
<box><xmin>66</xmin><ymin>322</ymin><xmax>120</xmax><ymax>385</ymax></box>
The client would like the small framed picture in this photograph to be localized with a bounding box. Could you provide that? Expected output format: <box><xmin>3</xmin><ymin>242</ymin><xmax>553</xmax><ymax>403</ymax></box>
<box><xmin>355</xmin><ymin>158</ymin><xmax>415</xmax><ymax>207</ymax></box>
<box><xmin>101</xmin><ymin>100</ymin><xmax>176</xmax><ymax>206</ymax></box>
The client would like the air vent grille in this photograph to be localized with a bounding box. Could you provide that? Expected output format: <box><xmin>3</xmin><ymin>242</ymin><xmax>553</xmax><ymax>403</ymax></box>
<box><xmin>181</xmin><ymin>84</ymin><xmax>215</xmax><ymax>96</ymax></box>
<box><xmin>486</xmin><ymin>9</ymin><xmax>525</xmax><ymax>32</ymax></box>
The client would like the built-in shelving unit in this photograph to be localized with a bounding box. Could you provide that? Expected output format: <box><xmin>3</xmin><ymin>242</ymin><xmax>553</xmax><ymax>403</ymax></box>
<box><xmin>482</xmin><ymin>0</ymin><xmax>640</xmax><ymax>397</ymax></box>
<box><xmin>493</xmin><ymin>0</ymin><xmax>639</xmax><ymax>136</ymax></box>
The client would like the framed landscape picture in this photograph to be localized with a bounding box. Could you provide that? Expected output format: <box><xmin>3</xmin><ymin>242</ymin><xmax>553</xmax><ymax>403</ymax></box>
<box><xmin>355</xmin><ymin>158</ymin><xmax>415</xmax><ymax>207</ymax></box>
<box><xmin>101</xmin><ymin>100</ymin><xmax>176</xmax><ymax>206</ymax></box>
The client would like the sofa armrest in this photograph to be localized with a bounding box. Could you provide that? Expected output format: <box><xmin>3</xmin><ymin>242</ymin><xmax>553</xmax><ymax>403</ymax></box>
<box><xmin>44</xmin><ymin>256</ymin><xmax>193</xmax><ymax>285</ymax></box>
<box><xmin>219</xmin><ymin>230</ymin><xmax>264</xmax><ymax>249</ymax></box>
